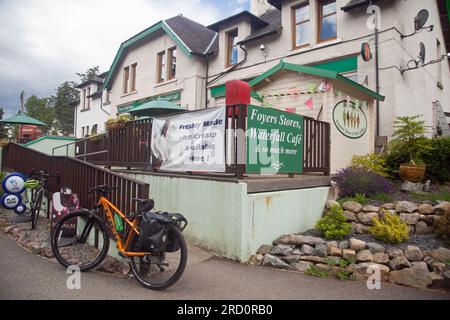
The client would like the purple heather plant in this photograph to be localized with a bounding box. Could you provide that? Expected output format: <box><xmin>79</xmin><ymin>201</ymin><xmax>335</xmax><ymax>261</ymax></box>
<box><xmin>335</xmin><ymin>167</ymin><xmax>395</xmax><ymax>197</ymax></box>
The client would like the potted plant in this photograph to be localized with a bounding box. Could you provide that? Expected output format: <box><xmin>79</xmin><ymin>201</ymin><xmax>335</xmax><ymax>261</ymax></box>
<box><xmin>391</xmin><ymin>115</ymin><xmax>428</xmax><ymax>183</ymax></box>
<box><xmin>106</xmin><ymin>114</ymin><xmax>132</xmax><ymax>131</ymax></box>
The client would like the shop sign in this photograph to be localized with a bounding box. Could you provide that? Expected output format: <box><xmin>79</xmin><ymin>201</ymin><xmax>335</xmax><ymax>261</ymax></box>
<box><xmin>118</xmin><ymin>91</ymin><xmax>182</xmax><ymax>113</ymax></box>
<box><xmin>333</xmin><ymin>100</ymin><xmax>367</xmax><ymax>139</ymax></box>
<box><xmin>247</xmin><ymin>105</ymin><xmax>304</xmax><ymax>174</ymax></box>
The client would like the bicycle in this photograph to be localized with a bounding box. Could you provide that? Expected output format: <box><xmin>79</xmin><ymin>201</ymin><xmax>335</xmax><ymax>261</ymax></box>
<box><xmin>25</xmin><ymin>170</ymin><xmax>59</xmax><ymax>229</ymax></box>
<box><xmin>50</xmin><ymin>185</ymin><xmax>188</xmax><ymax>290</ymax></box>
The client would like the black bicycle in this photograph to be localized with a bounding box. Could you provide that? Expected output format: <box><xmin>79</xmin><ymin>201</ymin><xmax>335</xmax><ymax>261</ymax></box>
<box><xmin>26</xmin><ymin>170</ymin><xmax>58</xmax><ymax>229</ymax></box>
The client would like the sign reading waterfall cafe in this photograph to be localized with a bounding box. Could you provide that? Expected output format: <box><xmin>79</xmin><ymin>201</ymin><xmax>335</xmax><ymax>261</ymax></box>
<box><xmin>246</xmin><ymin>105</ymin><xmax>304</xmax><ymax>174</ymax></box>
<box><xmin>151</xmin><ymin>107</ymin><xmax>226</xmax><ymax>172</ymax></box>
<box><xmin>332</xmin><ymin>100</ymin><xmax>367</xmax><ymax>139</ymax></box>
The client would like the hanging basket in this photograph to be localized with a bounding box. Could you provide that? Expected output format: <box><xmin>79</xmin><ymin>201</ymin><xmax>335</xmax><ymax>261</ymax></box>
<box><xmin>107</xmin><ymin>122</ymin><xmax>126</xmax><ymax>131</ymax></box>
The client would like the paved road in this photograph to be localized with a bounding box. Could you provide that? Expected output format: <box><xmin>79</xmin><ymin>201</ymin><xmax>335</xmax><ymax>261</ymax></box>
<box><xmin>0</xmin><ymin>233</ymin><xmax>449</xmax><ymax>300</ymax></box>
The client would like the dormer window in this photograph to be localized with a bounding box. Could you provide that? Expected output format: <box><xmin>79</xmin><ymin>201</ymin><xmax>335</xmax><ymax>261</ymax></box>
<box><xmin>226</xmin><ymin>29</ymin><xmax>239</xmax><ymax>67</ymax></box>
<box><xmin>292</xmin><ymin>2</ymin><xmax>311</xmax><ymax>49</ymax></box>
<box><xmin>318</xmin><ymin>0</ymin><xmax>337</xmax><ymax>42</ymax></box>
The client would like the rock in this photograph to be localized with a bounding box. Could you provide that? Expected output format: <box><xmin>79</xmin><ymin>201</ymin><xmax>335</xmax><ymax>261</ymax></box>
<box><xmin>367</xmin><ymin>242</ymin><xmax>385</xmax><ymax>253</ymax></box>
<box><xmin>434</xmin><ymin>202</ymin><xmax>450</xmax><ymax>215</ymax></box>
<box><xmin>431</xmin><ymin>262</ymin><xmax>447</xmax><ymax>274</ymax></box>
<box><xmin>326</xmin><ymin>200</ymin><xmax>339</xmax><ymax>209</ymax></box>
<box><xmin>41</xmin><ymin>247</ymin><xmax>54</xmax><ymax>259</ymax></box>
<box><xmin>270</xmin><ymin>244</ymin><xmax>294</xmax><ymax>256</ymax></box>
<box><xmin>423</xmin><ymin>256</ymin><xmax>435</xmax><ymax>266</ymax></box>
<box><xmin>415</xmin><ymin>221</ymin><xmax>432</xmax><ymax>234</ymax></box>
<box><xmin>373</xmin><ymin>253</ymin><xmax>389</xmax><ymax>265</ymax></box>
<box><xmin>389</xmin><ymin>268</ymin><xmax>432</xmax><ymax>289</ymax></box>
<box><xmin>408</xmin><ymin>225</ymin><xmax>415</xmax><ymax>235</ymax></box>
<box><xmin>363</xmin><ymin>205</ymin><xmax>380</xmax><ymax>213</ymax></box>
<box><xmin>281</xmin><ymin>255</ymin><xmax>301</xmax><ymax>264</ymax></box>
<box><xmin>17</xmin><ymin>231</ymin><xmax>30</xmax><ymax>245</ymax></box>
<box><xmin>357</xmin><ymin>212</ymin><xmax>378</xmax><ymax>226</ymax></box>
<box><xmin>301</xmin><ymin>244</ymin><xmax>315</xmax><ymax>256</ymax></box>
<box><xmin>121</xmin><ymin>265</ymin><xmax>131</xmax><ymax>276</ymax></box>
<box><xmin>326</xmin><ymin>241</ymin><xmax>338</xmax><ymax>249</ymax></box>
<box><xmin>404</xmin><ymin>246</ymin><xmax>424</xmax><ymax>262</ymax></box>
<box><xmin>357</xmin><ymin>250</ymin><xmax>374</xmax><ymax>263</ymax></box>
<box><xmin>98</xmin><ymin>261</ymin><xmax>116</xmax><ymax>274</ymax></box>
<box><xmin>338</xmin><ymin>240</ymin><xmax>349</xmax><ymax>250</ymax></box>
<box><xmin>256</xmin><ymin>245</ymin><xmax>272</xmax><ymax>255</ymax></box>
<box><xmin>412</xmin><ymin>261</ymin><xmax>429</xmax><ymax>272</ymax></box>
<box><xmin>314</xmin><ymin>244</ymin><xmax>328</xmax><ymax>258</ymax></box>
<box><xmin>389</xmin><ymin>255</ymin><xmax>412</xmax><ymax>270</ymax></box>
<box><xmin>418</xmin><ymin>204</ymin><xmax>434</xmax><ymax>215</ymax></box>
<box><xmin>349</xmin><ymin>238</ymin><xmax>367</xmax><ymax>251</ymax></box>
<box><xmin>342</xmin><ymin>201</ymin><xmax>363</xmax><ymax>213</ymax></box>
<box><xmin>428</xmin><ymin>247</ymin><xmax>450</xmax><ymax>262</ymax></box>
<box><xmin>292</xmin><ymin>248</ymin><xmax>303</xmax><ymax>255</ymax></box>
<box><xmin>25</xmin><ymin>241</ymin><xmax>42</xmax><ymax>254</ymax></box>
<box><xmin>274</xmin><ymin>235</ymin><xmax>325</xmax><ymax>246</ymax></box>
<box><xmin>381</xmin><ymin>203</ymin><xmax>395</xmax><ymax>210</ymax></box>
<box><xmin>343</xmin><ymin>211</ymin><xmax>357</xmax><ymax>222</ymax></box>
<box><xmin>351</xmin><ymin>263</ymin><xmax>390</xmax><ymax>281</ymax></box>
<box><xmin>421</xmin><ymin>215</ymin><xmax>440</xmax><ymax>225</ymax></box>
<box><xmin>293</xmin><ymin>261</ymin><xmax>313</xmax><ymax>273</ymax></box>
<box><xmin>324</xmin><ymin>256</ymin><xmax>341</xmax><ymax>265</ymax></box>
<box><xmin>401</xmin><ymin>181</ymin><xmax>424</xmax><ymax>193</ymax></box>
<box><xmin>328</xmin><ymin>246</ymin><xmax>342</xmax><ymax>257</ymax></box>
<box><xmin>4</xmin><ymin>225</ymin><xmax>15</xmax><ymax>233</ymax></box>
<box><xmin>342</xmin><ymin>249</ymin><xmax>357</xmax><ymax>261</ymax></box>
<box><xmin>299</xmin><ymin>256</ymin><xmax>326</xmax><ymax>264</ymax></box>
<box><xmin>248</xmin><ymin>254</ymin><xmax>264</xmax><ymax>266</ymax></box>
<box><xmin>351</xmin><ymin>223</ymin><xmax>369</xmax><ymax>234</ymax></box>
<box><xmin>11</xmin><ymin>227</ymin><xmax>22</xmax><ymax>236</ymax></box>
<box><xmin>399</xmin><ymin>213</ymin><xmax>420</xmax><ymax>225</ymax></box>
<box><xmin>395</xmin><ymin>201</ymin><xmax>418</xmax><ymax>213</ymax></box>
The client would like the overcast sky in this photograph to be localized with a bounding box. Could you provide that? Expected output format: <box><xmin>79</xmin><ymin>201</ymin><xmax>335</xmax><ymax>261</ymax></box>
<box><xmin>0</xmin><ymin>0</ymin><xmax>250</xmax><ymax>116</ymax></box>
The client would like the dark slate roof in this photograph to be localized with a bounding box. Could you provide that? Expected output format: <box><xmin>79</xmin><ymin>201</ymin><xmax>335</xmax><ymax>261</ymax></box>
<box><xmin>267</xmin><ymin>0</ymin><xmax>281</xmax><ymax>10</ymax></box>
<box><xmin>240</xmin><ymin>9</ymin><xmax>282</xmax><ymax>44</ymax></box>
<box><xmin>341</xmin><ymin>0</ymin><xmax>385</xmax><ymax>11</ymax></box>
<box><xmin>437</xmin><ymin>0</ymin><xmax>450</xmax><ymax>57</ymax></box>
<box><xmin>207</xmin><ymin>11</ymin><xmax>269</xmax><ymax>32</ymax></box>
<box><xmin>166</xmin><ymin>15</ymin><xmax>218</xmax><ymax>55</ymax></box>
<box><xmin>76</xmin><ymin>75</ymin><xmax>104</xmax><ymax>89</ymax></box>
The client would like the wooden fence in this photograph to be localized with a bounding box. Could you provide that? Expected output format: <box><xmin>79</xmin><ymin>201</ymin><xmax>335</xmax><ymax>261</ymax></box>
<box><xmin>3</xmin><ymin>143</ymin><xmax>150</xmax><ymax>214</ymax></box>
<box><xmin>71</xmin><ymin>106</ymin><xmax>331</xmax><ymax>176</ymax></box>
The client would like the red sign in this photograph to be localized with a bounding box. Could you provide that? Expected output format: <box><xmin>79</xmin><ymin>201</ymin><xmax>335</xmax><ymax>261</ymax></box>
<box><xmin>225</xmin><ymin>80</ymin><xmax>250</xmax><ymax>106</ymax></box>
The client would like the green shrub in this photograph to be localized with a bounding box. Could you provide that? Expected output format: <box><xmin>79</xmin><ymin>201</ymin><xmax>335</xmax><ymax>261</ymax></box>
<box><xmin>369</xmin><ymin>193</ymin><xmax>393</xmax><ymax>203</ymax></box>
<box><xmin>434</xmin><ymin>211</ymin><xmax>450</xmax><ymax>245</ymax></box>
<box><xmin>353</xmin><ymin>193</ymin><xmax>368</xmax><ymax>205</ymax></box>
<box><xmin>369</xmin><ymin>210</ymin><xmax>409</xmax><ymax>244</ymax></box>
<box><xmin>316</xmin><ymin>205</ymin><xmax>352</xmax><ymax>240</ymax></box>
<box><xmin>421</xmin><ymin>137</ymin><xmax>450</xmax><ymax>182</ymax></box>
<box><xmin>352</xmin><ymin>153</ymin><xmax>389</xmax><ymax>177</ymax></box>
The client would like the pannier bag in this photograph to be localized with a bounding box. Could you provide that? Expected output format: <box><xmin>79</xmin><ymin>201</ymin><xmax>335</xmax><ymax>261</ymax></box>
<box><xmin>138</xmin><ymin>211</ymin><xmax>188</xmax><ymax>253</ymax></box>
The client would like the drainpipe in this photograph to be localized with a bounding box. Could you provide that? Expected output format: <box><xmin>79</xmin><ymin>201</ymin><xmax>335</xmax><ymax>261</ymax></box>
<box><xmin>375</xmin><ymin>23</ymin><xmax>380</xmax><ymax>138</ymax></box>
<box><xmin>205</xmin><ymin>54</ymin><xmax>209</xmax><ymax>108</ymax></box>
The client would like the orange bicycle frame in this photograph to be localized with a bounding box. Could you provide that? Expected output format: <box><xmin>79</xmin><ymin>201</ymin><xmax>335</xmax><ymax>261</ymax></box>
<box><xmin>97</xmin><ymin>196</ymin><xmax>148</xmax><ymax>257</ymax></box>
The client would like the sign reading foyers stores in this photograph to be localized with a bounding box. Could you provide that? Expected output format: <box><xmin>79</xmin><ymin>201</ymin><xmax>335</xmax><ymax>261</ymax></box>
<box><xmin>333</xmin><ymin>100</ymin><xmax>368</xmax><ymax>139</ymax></box>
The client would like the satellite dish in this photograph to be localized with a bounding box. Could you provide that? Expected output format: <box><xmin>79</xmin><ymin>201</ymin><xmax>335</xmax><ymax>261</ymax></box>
<box><xmin>419</xmin><ymin>42</ymin><xmax>426</xmax><ymax>65</ymax></box>
<box><xmin>414</xmin><ymin>9</ymin><xmax>429</xmax><ymax>31</ymax></box>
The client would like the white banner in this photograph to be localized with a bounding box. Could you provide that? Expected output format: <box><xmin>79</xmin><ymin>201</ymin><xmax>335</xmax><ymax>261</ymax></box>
<box><xmin>151</xmin><ymin>107</ymin><xmax>226</xmax><ymax>172</ymax></box>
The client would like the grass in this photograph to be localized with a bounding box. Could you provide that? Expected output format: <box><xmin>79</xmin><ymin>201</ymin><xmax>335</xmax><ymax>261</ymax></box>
<box><xmin>369</xmin><ymin>193</ymin><xmax>393</xmax><ymax>203</ymax></box>
<box><xmin>412</xmin><ymin>192</ymin><xmax>450</xmax><ymax>202</ymax></box>
<box><xmin>305</xmin><ymin>265</ymin><xmax>329</xmax><ymax>278</ymax></box>
<box><xmin>338</xmin><ymin>193</ymin><xmax>368</xmax><ymax>205</ymax></box>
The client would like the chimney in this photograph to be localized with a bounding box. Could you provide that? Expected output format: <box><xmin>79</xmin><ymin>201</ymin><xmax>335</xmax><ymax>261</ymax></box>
<box><xmin>250</xmin><ymin>0</ymin><xmax>272</xmax><ymax>16</ymax></box>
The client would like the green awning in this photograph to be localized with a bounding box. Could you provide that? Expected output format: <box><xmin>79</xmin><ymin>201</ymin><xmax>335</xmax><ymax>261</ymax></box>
<box><xmin>0</xmin><ymin>113</ymin><xmax>47</xmax><ymax>126</ymax></box>
<box><xmin>128</xmin><ymin>99</ymin><xmax>186</xmax><ymax>117</ymax></box>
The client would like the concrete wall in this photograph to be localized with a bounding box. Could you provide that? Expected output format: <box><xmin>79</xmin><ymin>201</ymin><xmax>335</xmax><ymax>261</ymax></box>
<box><xmin>122</xmin><ymin>171</ymin><xmax>329</xmax><ymax>261</ymax></box>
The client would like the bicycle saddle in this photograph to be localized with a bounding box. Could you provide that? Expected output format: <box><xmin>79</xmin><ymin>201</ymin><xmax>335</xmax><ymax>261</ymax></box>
<box><xmin>132</xmin><ymin>198</ymin><xmax>155</xmax><ymax>213</ymax></box>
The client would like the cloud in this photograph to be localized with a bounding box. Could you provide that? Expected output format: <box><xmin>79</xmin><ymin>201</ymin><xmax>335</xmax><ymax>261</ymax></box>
<box><xmin>0</xmin><ymin>0</ymin><xmax>249</xmax><ymax>116</ymax></box>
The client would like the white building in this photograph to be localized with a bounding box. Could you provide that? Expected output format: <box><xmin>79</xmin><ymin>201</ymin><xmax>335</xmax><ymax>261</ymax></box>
<box><xmin>74</xmin><ymin>72</ymin><xmax>112</xmax><ymax>138</ymax></box>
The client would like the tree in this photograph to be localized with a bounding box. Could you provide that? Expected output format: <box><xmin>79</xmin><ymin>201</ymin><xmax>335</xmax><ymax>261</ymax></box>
<box><xmin>25</xmin><ymin>95</ymin><xmax>54</xmax><ymax>128</ymax></box>
<box><xmin>50</xmin><ymin>81</ymin><xmax>79</xmax><ymax>135</ymax></box>
<box><xmin>0</xmin><ymin>107</ymin><xmax>7</xmax><ymax>140</ymax></box>
<box><xmin>76</xmin><ymin>66</ymin><xmax>100</xmax><ymax>83</ymax></box>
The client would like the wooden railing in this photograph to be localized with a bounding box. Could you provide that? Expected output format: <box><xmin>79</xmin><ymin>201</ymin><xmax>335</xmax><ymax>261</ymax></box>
<box><xmin>3</xmin><ymin>143</ymin><xmax>150</xmax><ymax>214</ymax></box>
<box><xmin>71</xmin><ymin>107</ymin><xmax>330</xmax><ymax>176</ymax></box>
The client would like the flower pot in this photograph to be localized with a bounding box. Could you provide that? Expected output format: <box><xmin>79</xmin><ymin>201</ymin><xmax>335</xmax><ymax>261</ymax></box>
<box><xmin>399</xmin><ymin>164</ymin><xmax>426</xmax><ymax>183</ymax></box>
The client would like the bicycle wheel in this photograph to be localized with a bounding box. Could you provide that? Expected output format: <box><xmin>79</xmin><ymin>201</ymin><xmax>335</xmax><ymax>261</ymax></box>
<box><xmin>130</xmin><ymin>224</ymin><xmax>188</xmax><ymax>290</ymax></box>
<box><xmin>51</xmin><ymin>210</ymin><xmax>110</xmax><ymax>272</ymax></box>
<box><xmin>31</xmin><ymin>189</ymin><xmax>44</xmax><ymax>230</ymax></box>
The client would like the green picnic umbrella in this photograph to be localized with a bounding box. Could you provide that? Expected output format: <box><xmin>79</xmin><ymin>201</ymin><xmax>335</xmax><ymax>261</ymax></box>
<box><xmin>128</xmin><ymin>99</ymin><xmax>186</xmax><ymax>117</ymax></box>
<box><xmin>0</xmin><ymin>113</ymin><xmax>47</xmax><ymax>126</ymax></box>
